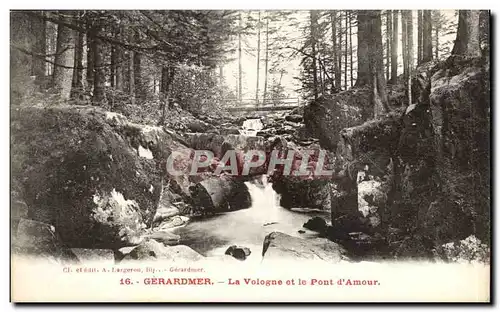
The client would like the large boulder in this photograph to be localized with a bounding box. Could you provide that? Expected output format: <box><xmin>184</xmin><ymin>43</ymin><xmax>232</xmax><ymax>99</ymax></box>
<box><xmin>10</xmin><ymin>106</ymin><xmax>179</xmax><ymax>248</ymax></box>
<box><xmin>11</xmin><ymin>218</ymin><xmax>78</xmax><ymax>263</ymax></box>
<box><xmin>121</xmin><ymin>239</ymin><xmax>203</xmax><ymax>262</ymax></box>
<box><xmin>272</xmin><ymin>176</ymin><xmax>332</xmax><ymax>211</ymax></box>
<box><xmin>261</xmin><ymin>232</ymin><xmax>347</xmax><ymax>263</ymax></box>
<box><xmin>304</xmin><ymin>85</ymin><xmax>407</xmax><ymax>151</ymax></box>
<box><xmin>428</xmin><ymin>56</ymin><xmax>490</xmax><ymax>243</ymax></box>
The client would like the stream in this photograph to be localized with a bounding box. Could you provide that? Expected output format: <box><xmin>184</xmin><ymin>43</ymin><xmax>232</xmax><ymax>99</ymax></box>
<box><xmin>174</xmin><ymin>175</ymin><xmax>330</xmax><ymax>262</ymax></box>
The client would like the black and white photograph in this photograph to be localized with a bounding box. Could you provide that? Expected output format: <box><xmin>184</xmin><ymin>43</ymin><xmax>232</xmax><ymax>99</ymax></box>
<box><xmin>9</xmin><ymin>7</ymin><xmax>491</xmax><ymax>302</ymax></box>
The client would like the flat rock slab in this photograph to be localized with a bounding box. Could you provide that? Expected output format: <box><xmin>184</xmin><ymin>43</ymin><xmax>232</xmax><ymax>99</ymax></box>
<box><xmin>262</xmin><ymin>231</ymin><xmax>347</xmax><ymax>263</ymax></box>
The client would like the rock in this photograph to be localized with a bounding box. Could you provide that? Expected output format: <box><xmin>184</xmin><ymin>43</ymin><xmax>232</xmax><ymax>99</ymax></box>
<box><xmin>304</xmin><ymin>87</ymin><xmax>405</xmax><ymax>150</ymax></box>
<box><xmin>146</xmin><ymin>230</ymin><xmax>181</xmax><ymax>245</ymax></box>
<box><xmin>220</xmin><ymin>128</ymin><xmax>241</xmax><ymax>135</ymax></box>
<box><xmin>433</xmin><ymin>235</ymin><xmax>489</xmax><ymax>264</ymax></box>
<box><xmin>298</xmin><ymin>230</ymin><xmax>305</xmax><ymax>234</ymax></box>
<box><xmin>12</xmin><ymin>218</ymin><xmax>78</xmax><ymax>263</ymax></box>
<box><xmin>122</xmin><ymin>239</ymin><xmax>203</xmax><ymax>261</ymax></box>
<box><xmin>428</xmin><ymin>57</ymin><xmax>490</xmax><ymax>243</ymax></box>
<box><xmin>11</xmin><ymin>199</ymin><xmax>28</xmax><ymax>220</ymax></box>
<box><xmin>71</xmin><ymin>248</ymin><xmax>115</xmax><ymax>264</ymax></box>
<box><xmin>357</xmin><ymin>180</ymin><xmax>390</xmax><ymax>228</ymax></box>
<box><xmin>166</xmin><ymin>245</ymin><xmax>204</xmax><ymax>261</ymax></box>
<box><xmin>153</xmin><ymin>206</ymin><xmax>180</xmax><ymax>223</ymax></box>
<box><xmin>10</xmin><ymin>106</ymin><xmax>175</xmax><ymax>249</ymax></box>
<box><xmin>272</xmin><ymin>176</ymin><xmax>332</xmax><ymax>211</ymax></box>
<box><xmin>156</xmin><ymin>216</ymin><xmax>190</xmax><ymax>230</ymax></box>
<box><xmin>419</xmin><ymin>198</ymin><xmax>473</xmax><ymax>246</ymax></box>
<box><xmin>225</xmin><ymin>245</ymin><xmax>251</xmax><ymax>261</ymax></box>
<box><xmin>189</xmin><ymin>175</ymin><xmax>251</xmax><ymax>215</ymax></box>
<box><xmin>261</xmin><ymin>232</ymin><xmax>347</xmax><ymax>262</ymax></box>
<box><xmin>285</xmin><ymin>114</ymin><xmax>303</xmax><ymax>123</ymax></box>
<box><xmin>303</xmin><ymin>217</ymin><xmax>327</xmax><ymax>233</ymax></box>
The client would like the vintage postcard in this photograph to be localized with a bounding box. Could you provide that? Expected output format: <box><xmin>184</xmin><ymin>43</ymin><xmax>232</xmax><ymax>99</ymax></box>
<box><xmin>10</xmin><ymin>9</ymin><xmax>491</xmax><ymax>302</ymax></box>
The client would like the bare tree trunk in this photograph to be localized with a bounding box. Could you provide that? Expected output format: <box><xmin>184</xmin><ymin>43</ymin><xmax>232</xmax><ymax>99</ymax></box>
<box><xmin>386</xmin><ymin>10</ymin><xmax>391</xmax><ymax>81</ymax></box>
<box><xmin>422</xmin><ymin>10</ymin><xmax>433</xmax><ymax>62</ymax></box>
<box><xmin>435</xmin><ymin>25</ymin><xmax>439</xmax><ymax>59</ymax></box>
<box><xmin>451</xmin><ymin>10</ymin><xmax>481</xmax><ymax>57</ymax></box>
<box><xmin>310</xmin><ymin>10</ymin><xmax>319</xmax><ymax>100</ymax></box>
<box><xmin>238</xmin><ymin>12</ymin><xmax>242</xmax><ymax>102</ymax></box>
<box><xmin>159</xmin><ymin>64</ymin><xmax>175</xmax><ymax>125</ymax></box>
<box><xmin>401</xmin><ymin>11</ymin><xmax>408</xmax><ymax>83</ymax></box>
<box><xmin>344</xmin><ymin>11</ymin><xmax>348</xmax><ymax>90</ymax></box>
<box><xmin>366</xmin><ymin>10</ymin><xmax>389</xmax><ymax>117</ymax></box>
<box><xmin>128</xmin><ymin>36</ymin><xmax>135</xmax><ymax>104</ymax></box>
<box><xmin>31</xmin><ymin>11</ymin><xmax>46</xmax><ymax>85</ymax></box>
<box><xmin>402</xmin><ymin>10</ymin><xmax>414</xmax><ymax>106</ymax></box>
<box><xmin>330</xmin><ymin>12</ymin><xmax>338</xmax><ymax>91</ymax></box>
<box><xmin>86</xmin><ymin>25</ymin><xmax>95</xmax><ymax>94</ymax></box>
<box><xmin>417</xmin><ymin>10</ymin><xmax>423</xmax><ymax>65</ymax></box>
<box><xmin>349</xmin><ymin>11</ymin><xmax>353</xmax><ymax>87</ymax></box>
<box><xmin>53</xmin><ymin>20</ymin><xmax>75</xmax><ymax>100</ymax></box>
<box><xmin>134</xmin><ymin>48</ymin><xmax>143</xmax><ymax>102</ymax></box>
<box><xmin>356</xmin><ymin>10</ymin><xmax>370</xmax><ymax>87</ymax></box>
<box><xmin>407</xmin><ymin>11</ymin><xmax>413</xmax><ymax>105</ymax></box>
<box><xmin>255</xmin><ymin>11</ymin><xmax>261</xmax><ymax>104</ymax></box>
<box><xmin>390</xmin><ymin>10</ymin><xmax>399</xmax><ymax>83</ymax></box>
<box><xmin>263</xmin><ymin>17</ymin><xmax>269</xmax><ymax>104</ymax></box>
<box><xmin>71</xmin><ymin>31</ymin><xmax>84</xmax><ymax>99</ymax></box>
<box><xmin>336</xmin><ymin>13</ymin><xmax>342</xmax><ymax>89</ymax></box>
<box><xmin>92</xmin><ymin>26</ymin><xmax>106</xmax><ymax>105</ymax></box>
<box><xmin>10</xmin><ymin>12</ymin><xmax>35</xmax><ymax>103</ymax></box>
<box><xmin>115</xmin><ymin>48</ymin><xmax>123</xmax><ymax>91</ymax></box>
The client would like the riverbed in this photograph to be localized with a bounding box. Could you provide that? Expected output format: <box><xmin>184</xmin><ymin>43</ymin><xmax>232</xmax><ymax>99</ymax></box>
<box><xmin>174</xmin><ymin>175</ymin><xmax>330</xmax><ymax>262</ymax></box>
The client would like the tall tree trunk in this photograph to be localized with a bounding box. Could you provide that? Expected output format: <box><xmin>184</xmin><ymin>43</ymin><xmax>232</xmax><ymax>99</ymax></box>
<box><xmin>451</xmin><ymin>10</ymin><xmax>481</xmax><ymax>57</ymax></box>
<box><xmin>31</xmin><ymin>11</ymin><xmax>46</xmax><ymax>85</ymax></box>
<box><xmin>422</xmin><ymin>10</ymin><xmax>433</xmax><ymax>62</ymax></box>
<box><xmin>115</xmin><ymin>46</ymin><xmax>123</xmax><ymax>91</ymax></box>
<box><xmin>92</xmin><ymin>26</ymin><xmax>106</xmax><ymax>105</ymax></box>
<box><xmin>390</xmin><ymin>10</ymin><xmax>399</xmax><ymax>83</ymax></box>
<box><xmin>71</xmin><ymin>31</ymin><xmax>84</xmax><ymax>99</ymax></box>
<box><xmin>407</xmin><ymin>11</ymin><xmax>413</xmax><ymax>105</ymax></box>
<box><xmin>356</xmin><ymin>11</ymin><xmax>370</xmax><ymax>86</ymax></box>
<box><xmin>263</xmin><ymin>17</ymin><xmax>269</xmax><ymax>104</ymax></box>
<box><xmin>128</xmin><ymin>36</ymin><xmax>135</xmax><ymax>103</ymax></box>
<box><xmin>402</xmin><ymin>11</ymin><xmax>414</xmax><ymax>106</ymax></box>
<box><xmin>255</xmin><ymin>11</ymin><xmax>261</xmax><ymax>104</ymax></box>
<box><xmin>435</xmin><ymin>24</ymin><xmax>439</xmax><ymax>59</ymax></box>
<box><xmin>366</xmin><ymin>10</ymin><xmax>389</xmax><ymax>117</ymax></box>
<box><xmin>159</xmin><ymin>65</ymin><xmax>175</xmax><ymax>125</ymax></box>
<box><xmin>134</xmin><ymin>50</ymin><xmax>143</xmax><ymax>101</ymax></box>
<box><xmin>10</xmin><ymin>11</ymin><xmax>34</xmax><ymax>103</ymax></box>
<box><xmin>330</xmin><ymin>12</ymin><xmax>338</xmax><ymax>91</ymax></box>
<box><xmin>401</xmin><ymin>11</ymin><xmax>408</xmax><ymax>83</ymax></box>
<box><xmin>417</xmin><ymin>10</ymin><xmax>423</xmax><ymax>65</ymax></box>
<box><xmin>86</xmin><ymin>26</ymin><xmax>95</xmax><ymax>93</ymax></box>
<box><xmin>52</xmin><ymin>21</ymin><xmax>75</xmax><ymax>100</ymax></box>
<box><xmin>344</xmin><ymin>11</ymin><xmax>348</xmax><ymax>90</ymax></box>
<box><xmin>386</xmin><ymin>10</ymin><xmax>391</xmax><ymax>81</ymax></box>
<box><xmin>110</xmin><ymin>46</ymin><xmax>116</xmax><ymax>88</ymax></box>
<box><xmin>238</xmin><ymin>12</ymin><xmax>242</xmax><ymax>102</ymax></box>
<box><xmin>310</xmin><ymin>10</ymin><xmax>319</xmax><ymax>100</ymax></box>
<box><xmin>336</xmin><ymin>13</ymin><xmax>342</xmax><ymax>89</ymax></box>
<box><xmin>349</xmin><ymin>12</ymin><xmax>353</xmax><ymax>87</ymax></box>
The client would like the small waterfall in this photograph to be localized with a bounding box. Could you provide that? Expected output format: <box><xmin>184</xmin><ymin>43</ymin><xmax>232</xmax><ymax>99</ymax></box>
<box><xmin>244</xmin><ymin>175</ymin><xmax>280</xmax><ymax>223</ymax></box>
<box><xmin>239</xmin><ymin>118</ymin><xmax>263</xmax><ymax>136</ymax></box>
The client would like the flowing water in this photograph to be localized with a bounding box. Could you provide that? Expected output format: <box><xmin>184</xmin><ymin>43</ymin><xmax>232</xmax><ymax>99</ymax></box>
<box><xmin>239</xmin><ymin>118</ymin><xmax>264</xmax><ymax>136</ymax></box>
<box><xmin>175</xmin><ymin>175</ymin><xmax>329</xmax><ymax>262</ymax></box>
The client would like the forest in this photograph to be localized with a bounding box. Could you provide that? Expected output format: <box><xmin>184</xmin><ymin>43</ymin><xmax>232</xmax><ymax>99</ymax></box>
<box><xmin>10</xmin><ymin>10</ymin><xmax>491</xmax><ymax>265</ymax></box>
